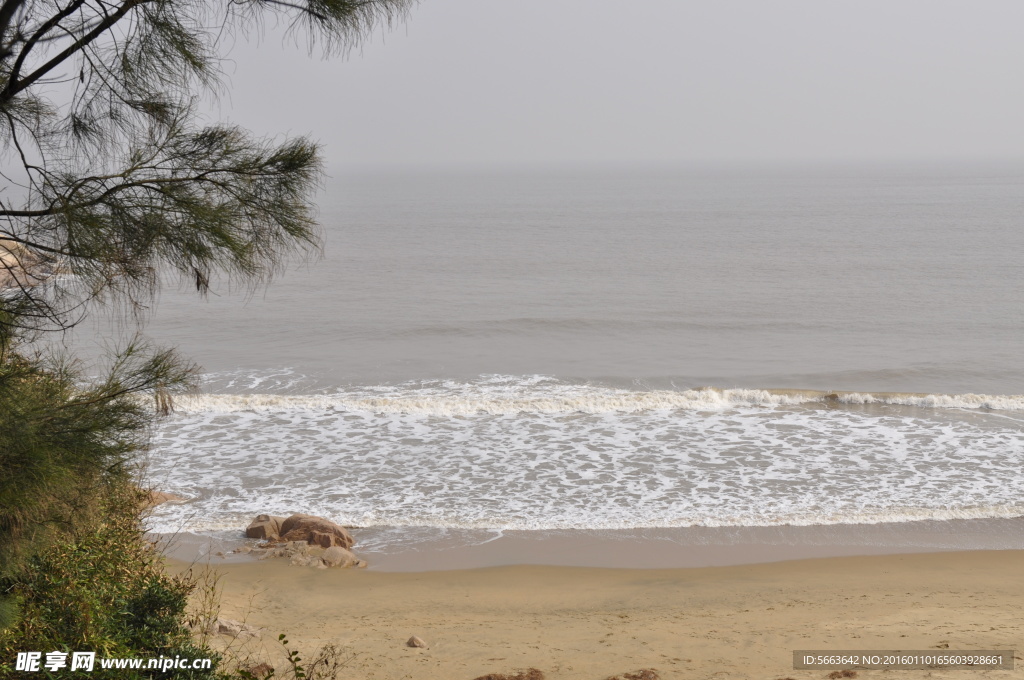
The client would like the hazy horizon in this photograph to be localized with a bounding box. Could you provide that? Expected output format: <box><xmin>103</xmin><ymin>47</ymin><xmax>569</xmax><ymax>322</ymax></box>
<box><xmin>215</xmin><ymin>0</ymin><xmax>1024</xmax><ymax>168</ymax></box>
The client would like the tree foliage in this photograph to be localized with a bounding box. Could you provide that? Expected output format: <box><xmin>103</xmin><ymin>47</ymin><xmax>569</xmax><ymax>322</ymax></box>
<box><xmin>0</xmin><ymin>481</ymin><xmax>214</xmax><ymax>678</ymax></box>
<box><xmin>0</xmin><ymin>340</ymin><xmax>196</xmax><ymax>586</ymax></box>
<box><xmin>0</xmin><ymin>0</ymin><xmax>411</xmax><ymax>339</ymax></box>
<box><xmin>0</xmin><ymin>0</ymin><xmax>412</xmax><ymax>640</ymax></box>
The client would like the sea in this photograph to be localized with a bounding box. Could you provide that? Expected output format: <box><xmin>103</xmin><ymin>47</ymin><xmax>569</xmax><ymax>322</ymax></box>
<box><xmin>82</xmin><ymin>161</ymin><xmax>1024</xmax><ymax>567</ymax></box>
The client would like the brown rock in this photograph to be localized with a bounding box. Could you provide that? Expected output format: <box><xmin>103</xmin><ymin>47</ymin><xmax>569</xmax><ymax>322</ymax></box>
<box><xmin>310</xmin><ymin>530</ymin><xmax>336</xmax><ymax>549</ymax></box>
<box><xmin>278</xmin><ymin>513</ymin><xmax>354</xmax><ymax>549</ymax></box>
<box><xmin>289</xmin><ymin>553</ymin><xmax>317</xmax><ymax>567</ymax></box>
<box><xmin>406</xmin><ymin>635</ymin><xmax>428</xmax><ymax>648</ymax></box>
<box><xmin>245</xmin><ymin>514</ymin><xmax>286</xmax><ymax>541</ymax></box>
<box><xmin>322</xmin><ymin>546</ymin><xmax>357</xmax><ymax>568</ymax></box>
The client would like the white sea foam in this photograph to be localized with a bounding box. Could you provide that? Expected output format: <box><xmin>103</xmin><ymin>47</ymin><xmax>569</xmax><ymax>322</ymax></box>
<box><xmin>171</xmin><ymin>381</ymin><xmax>1024</xmax><ymax>415</ymax></box>
<box><xmin>144</xmin><ymin>384</ymin><xmax>1024</xmax><ymax>539</ymax></box>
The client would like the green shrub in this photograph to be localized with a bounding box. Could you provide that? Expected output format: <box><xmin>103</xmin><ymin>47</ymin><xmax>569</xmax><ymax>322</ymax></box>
<box><xmin>0</xmin><ymin>342</ymin><xmax>196</xmax><ymax>630</ymax></box>
<box><xmin>0</xmin><ymin>482</ymin><xmax>219</xmax><ymax>679</ymax></box>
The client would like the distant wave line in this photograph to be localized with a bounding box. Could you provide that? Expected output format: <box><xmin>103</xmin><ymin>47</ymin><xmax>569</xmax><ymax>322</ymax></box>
<box><xmin>168</xmin><ymin>387</ymin><xmax>1024</xmax><ymax>415</ymax></box>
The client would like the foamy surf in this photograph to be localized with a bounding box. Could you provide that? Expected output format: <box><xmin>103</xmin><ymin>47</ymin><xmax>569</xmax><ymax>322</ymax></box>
<box><xmin>147</xmin><ymin>504</ymin><xmax>1024</xmax><ymax>536</ymax></box>
<box><xmin>144</xmin><ymin>377</ymin><xmax>1024</xmax><ymax>546</ymax></box>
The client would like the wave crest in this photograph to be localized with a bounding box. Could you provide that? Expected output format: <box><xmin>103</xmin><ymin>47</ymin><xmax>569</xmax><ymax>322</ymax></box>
<box><xmin>170</xmin><ymin>385</ymin><xmax>1024</xmax><ymax>415</ymax></box>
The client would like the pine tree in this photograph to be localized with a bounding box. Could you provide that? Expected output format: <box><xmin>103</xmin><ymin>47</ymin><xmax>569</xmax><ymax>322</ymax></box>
<box><xmin>0</xmin><ymin>0</ymin><xmax>411</xmax><ymax>631</ymax></box>
<box><xmin>0</xmin><ymin>0</ymin><xmax>410</xmax><ymax>339</ymax></box>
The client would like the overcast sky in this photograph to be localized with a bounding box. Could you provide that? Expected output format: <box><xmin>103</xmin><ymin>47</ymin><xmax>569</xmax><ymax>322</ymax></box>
<box><xmin>216</xmin><ymin>0</ymin><xmax>1024</xmax><ymax>168</ymax></box>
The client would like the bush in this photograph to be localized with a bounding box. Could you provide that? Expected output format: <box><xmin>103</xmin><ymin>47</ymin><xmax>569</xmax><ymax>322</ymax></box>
<box><xmin>0</xmin><ymin>341</ymin><xmax>195</xmax><ymax>630</ymax></box>
<box><xmin>0</xmin><ymin>481</ymin><xmax>218</xmax><ymax>679</ymax></box>
<box><xmin>0</xmin><ymin>346</ymin><xmax>337</xmax><ymax>679</ymax></box>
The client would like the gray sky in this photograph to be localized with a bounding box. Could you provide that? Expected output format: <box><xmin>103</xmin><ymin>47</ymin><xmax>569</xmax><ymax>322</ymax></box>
<box><xmin>218</xmin><ymin>0</ymin><xmax>1024</xmax><ymax>167</ymax></box>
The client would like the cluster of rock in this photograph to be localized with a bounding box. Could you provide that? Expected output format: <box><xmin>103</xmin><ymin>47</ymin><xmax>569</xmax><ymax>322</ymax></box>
<box><xmin>242</xmin><ymin>513</ymin><xmax>366</xmax><ymax>569</ymax></box>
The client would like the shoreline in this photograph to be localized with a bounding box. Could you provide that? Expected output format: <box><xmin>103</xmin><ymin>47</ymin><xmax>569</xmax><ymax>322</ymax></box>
<box><xmin>169</xmin><ymin>549</ymin><xmax>1024</xmax><ymax>679</ymax></box>
<box><xmin>155</xmin><ymin>516</ymin><xmax>1024</xmax><ymax>572</ymax></box>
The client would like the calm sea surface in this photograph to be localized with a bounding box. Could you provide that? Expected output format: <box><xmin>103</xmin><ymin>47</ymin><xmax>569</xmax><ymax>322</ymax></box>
<box><xmin>94</xmin><ymin>162</ymin><xmax>1024</xmax><ymax>554</ymax></box>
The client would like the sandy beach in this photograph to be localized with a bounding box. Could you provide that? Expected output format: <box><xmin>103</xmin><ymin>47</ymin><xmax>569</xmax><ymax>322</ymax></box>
<box><xmin>168</xmin><ymin>549</ymin><xmax>1024</xmax><ymax>680</ymax></box>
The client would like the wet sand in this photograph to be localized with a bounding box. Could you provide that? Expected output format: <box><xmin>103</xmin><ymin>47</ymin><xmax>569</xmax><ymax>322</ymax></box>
<box><xmin>169</xmin><ymin>549</ymin><xmax>1024</xmax><ymax>680</ymax></box>
<box><xmin>156</xmin><ymin>517</ymin><xmax>1024</xmax><ymax>571</ymax></box>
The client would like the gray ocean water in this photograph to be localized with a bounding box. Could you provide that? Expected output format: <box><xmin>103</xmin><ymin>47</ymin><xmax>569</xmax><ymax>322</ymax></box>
<box><xmin>105</xmin><ymin>162</ymin><xmax>1024</xmax><ymax>555</ymax></box>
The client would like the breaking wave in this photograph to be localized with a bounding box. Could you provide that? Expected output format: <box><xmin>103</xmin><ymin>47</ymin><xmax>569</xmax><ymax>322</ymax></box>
<box><xmin>171</xmin><ymin>381</ymin><xmax>1024</xmax><ymax>416</ymax></box>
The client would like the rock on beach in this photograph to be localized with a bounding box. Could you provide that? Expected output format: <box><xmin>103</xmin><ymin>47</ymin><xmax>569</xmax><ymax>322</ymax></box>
<box><xmin>322</xmin><ymin>546</ymin><xmax>358</xmax><ymax>568</ymax></box>
<box><xmin>279</xmin><ymin>513</ymin><xmax>355</xmax><ymax>549</ymax></box>
<box><xmin>245</xmin><ymin>514</ymin><xmax>286</xmax><ymax>541</ymax></box>
<box><xmin>243</xmin><ymin>513</ymin><xmax>363</xmax><ymax>568</ymax></box>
